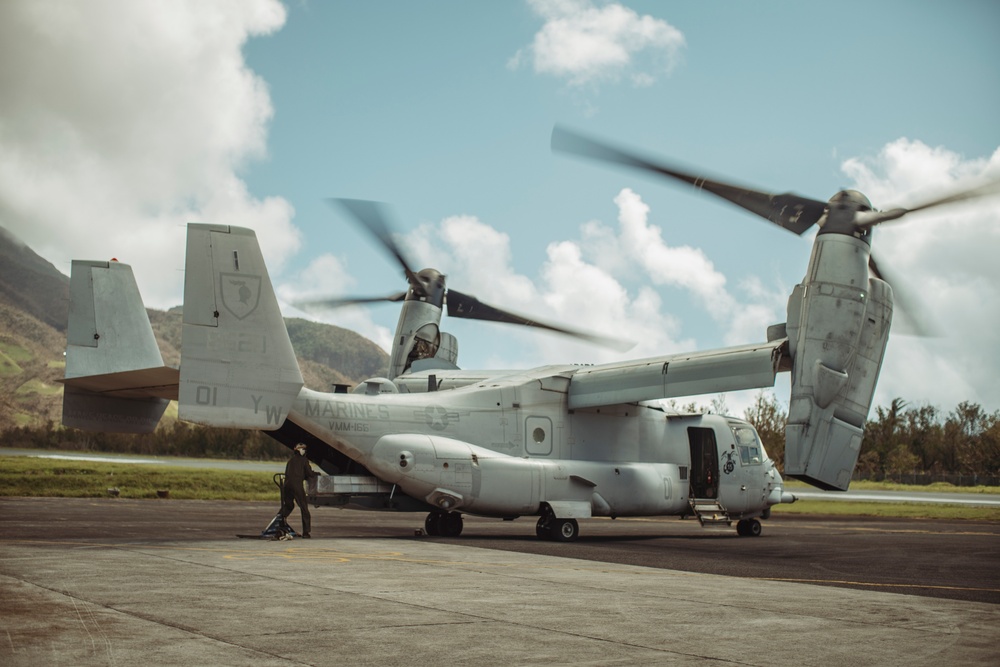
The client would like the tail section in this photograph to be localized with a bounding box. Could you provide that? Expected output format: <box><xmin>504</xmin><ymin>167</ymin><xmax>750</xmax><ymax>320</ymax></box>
<box><xmin>61</xmin><ymin>260</ymin><xmax>175</xmax><ymax>433</ymax></box>
<box><xmin>178</xmin><ymin>224</ymin><xmax>303</xmax><ymax>429</ymax></box>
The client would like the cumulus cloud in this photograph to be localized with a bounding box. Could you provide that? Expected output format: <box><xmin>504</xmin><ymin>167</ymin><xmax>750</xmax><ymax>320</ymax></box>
<box><xmin>402</xmin><ymin>188</ymin><xmax>782</xmax><ymax>370</ymax></box>
<box><xmin>0</xmin><ymin>0</ymin><xmax>295</xmax><ymax>308</ymax></box>
<box><xmin>841</xmin><ymin>139</ymin><xmax>1000</xmax><ymax>410</ymax></box>
<box><xmin>389</xmin><ymin>147</ymin><xmax>1000</xmax><ymax>417</ymax></box>
<box><xmin>509</xmin><ymin>0</ymin><xmax>685</xmax><ymax>89</ymax></box>
<box><xmin>275</xmin><ymin>253</ymin><xmax>395</xmax><ymax>355</ymax></box>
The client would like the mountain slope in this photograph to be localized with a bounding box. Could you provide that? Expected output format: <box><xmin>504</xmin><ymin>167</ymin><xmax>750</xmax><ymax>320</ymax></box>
<box><xmin>0</xmin><ymin>226</ymin><xmax>389</xmax><ymax>431</ymax></box>
<box><xmin>0</xmin><ymin>227</ymin><xmax>69</xmax><ymax>333</ymax></box>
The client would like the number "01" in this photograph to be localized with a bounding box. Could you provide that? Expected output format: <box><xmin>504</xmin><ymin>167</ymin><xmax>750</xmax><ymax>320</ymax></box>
<box><xmin>195</xmin><ymin>385</ymin><xmax>218</xmax><ymax>405</ymax></box>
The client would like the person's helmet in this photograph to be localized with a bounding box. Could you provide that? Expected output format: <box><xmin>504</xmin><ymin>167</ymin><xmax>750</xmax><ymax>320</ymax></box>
<box><xmin>294</xmin><ymin>444</ymin><xmax>307</xmax><ymax>454</ymax></box>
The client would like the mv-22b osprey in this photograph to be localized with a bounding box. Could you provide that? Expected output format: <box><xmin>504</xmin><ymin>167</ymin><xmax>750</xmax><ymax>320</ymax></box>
<box><xmin>60</xmin><ymin>128</ymin><xmax>998</xmax><ymax>541</ymax></box>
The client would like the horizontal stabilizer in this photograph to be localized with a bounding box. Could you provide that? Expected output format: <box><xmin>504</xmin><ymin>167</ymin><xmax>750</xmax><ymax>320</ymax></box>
<box><xmin>61</xmin><ymin>367</ymin><xmax>179</xmax><ymax>400</ymax></box>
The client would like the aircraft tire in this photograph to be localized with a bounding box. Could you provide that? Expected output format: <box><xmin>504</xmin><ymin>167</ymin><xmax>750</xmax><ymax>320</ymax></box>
<box><xmin>535</xmin><ymin>517</ymin><xmax>551</xmax><ymax>540</ymax></box>
<box><xmin>737</xmin><ymin>518</ymin><xmax>762</xmax><ymax>537</ymax></box>
<box><xmin>424</xmin><ymin>512</ymin><xmax>442</xmax><ymax>536</ymax></box>
<box><xmin>442</xmin><ymin>512</ymin><xmax>463</xmax><ymax>537</ymax></box>
<box><xmin>551</xmin><ymin>518</ymin><xmax>579</xmax><ymax>542</ymax></box>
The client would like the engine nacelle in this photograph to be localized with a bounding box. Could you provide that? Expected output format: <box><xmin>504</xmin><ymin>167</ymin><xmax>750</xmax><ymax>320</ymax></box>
<box><xmin>783</xmin><ymin>234</ymin><xmax>893</xmax><ymax>490</ymax></box>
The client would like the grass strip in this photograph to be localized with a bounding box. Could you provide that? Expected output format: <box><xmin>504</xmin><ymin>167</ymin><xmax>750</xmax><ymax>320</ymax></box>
<box><xmin>0</xmin><ymin>456</ymin><xmax>278</xmax><ymax>501</ymax></box>
<box><xmin>783</xmin><ymin>479</ymin><xmax>1000</xmax><ymax>495</ymax></box>
<box><xmin>2</xmin><ymin>456</ymin><xmax>998</xmax><ymax>520</ymax></box>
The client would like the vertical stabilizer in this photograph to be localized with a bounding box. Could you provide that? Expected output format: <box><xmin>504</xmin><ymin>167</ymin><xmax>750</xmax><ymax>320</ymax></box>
<box><xmin>62</xmin><ymin>260</ymin><xmax>172</xmax><ymax>433</ymax></box>
<box><xmin>179</xmin><ymin>224</ymin><xmax>303</xmax><ymax>429</ymax></box>
<box><xmin>66</xmin><ymin>260</ymin><xmax>165</xmax><ymax>379</ymax></box>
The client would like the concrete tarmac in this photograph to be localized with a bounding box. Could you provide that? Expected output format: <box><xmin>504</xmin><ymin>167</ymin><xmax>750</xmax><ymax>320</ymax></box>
<box><xmin>1</xmin><ymin>497</ymin><xmax>998</xmax><ymax>666</ymax></box>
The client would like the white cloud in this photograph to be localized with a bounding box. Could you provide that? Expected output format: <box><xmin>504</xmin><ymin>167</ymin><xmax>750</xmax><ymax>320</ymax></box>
<box><xmin>606</xmin><ymin>188</ymin><xmax>784</xmax><ymax>346</ymax></box>
<box><xmin>841</xmin><ymin>139</ymin><xmax>1000</xmax><ymax>410</ymax></box>
<box><xmin>390</xmin><ymin>152</ymin><xmax>1000</xmax><ymax>418</ymax></box>
<box><xmin>510</xmin><ymin>0</ymin><xmax>685</xmax><ymax>89</ymax></box>
<box><xmin>402</xmin><ymin>188</ymin><xmax>782</xmax><ymax>371</ymax></box>
<box><xmin>275</xmin><ymin>252</ymin><xmax>394</xmax><ymax>354</ymax></box>
<box><xmin>0</xmin><ymin>0</ymin><xmax>294</xmax><ymax>308</ymax></box>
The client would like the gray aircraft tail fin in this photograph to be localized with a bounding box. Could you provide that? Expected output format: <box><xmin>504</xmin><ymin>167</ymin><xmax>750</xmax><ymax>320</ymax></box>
<box><xmin>61</xmin><ymin>260</ymin><xmax>176</xmax><ymax>433</ymax></box>
<box><xmin>178</xmin><ymin>224</ymin><xmax>303</xmax><ymax>429</ymax></box>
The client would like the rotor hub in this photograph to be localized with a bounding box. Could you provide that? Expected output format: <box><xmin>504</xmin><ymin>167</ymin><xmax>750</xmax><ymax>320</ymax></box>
<box><xmin>408</xmin><ymin>268</ymin><xmax>447</xmax><ymax>306</ymax></box>
<box><xmin>819</xmin><ymin>190</ymin><xmax>874</xmax><ymax>243</ymax></box>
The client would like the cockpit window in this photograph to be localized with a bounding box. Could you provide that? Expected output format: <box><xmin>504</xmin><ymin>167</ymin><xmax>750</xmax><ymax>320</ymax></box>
<box><xmin>730</xmin><ymin>425</ymin><xmax>762</xmax><ymax>465</ymax></box>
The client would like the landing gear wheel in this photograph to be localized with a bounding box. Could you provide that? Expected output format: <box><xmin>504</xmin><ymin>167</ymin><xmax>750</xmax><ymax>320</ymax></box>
<box><xmin>551</xmin><ymin>518</ymin><xmax>579</xmax><ymax>542</ymax></box>
<box><xmin>441</xmin><ymin>512</ymin><xmax>464</xmax><ymax>537</ymax></box>
<box><xmin>535</xmin><ymin>517</ymin><xmax>551</xmax><ymax>540</ymax></box>
<box><xmin>424</xmin><ymin>512</ymin><xmax>443</xmax><ymax>536</ymax></box>
<box><xmin>737</xmin><ymin>518</ymin><xmax>762</xmax><ymax>537</ymax></box>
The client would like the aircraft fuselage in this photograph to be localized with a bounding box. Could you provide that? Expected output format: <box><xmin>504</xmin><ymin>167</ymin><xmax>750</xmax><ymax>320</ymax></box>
<box><xmin>288</xmin><ymin>366</ymin><xmax>784</xmax><ymax>522</ymax></box>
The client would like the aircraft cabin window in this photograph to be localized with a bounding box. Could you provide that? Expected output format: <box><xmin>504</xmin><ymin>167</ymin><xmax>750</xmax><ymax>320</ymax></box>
<box><xmin>738</xmin><ymin>445</ymin><xmax>761</xmax><ymax>465</ymax></box>
<box><xmin>730</xmin><ymin>425</ymin><xmax>762</xmax><ymax>465</ymax></box>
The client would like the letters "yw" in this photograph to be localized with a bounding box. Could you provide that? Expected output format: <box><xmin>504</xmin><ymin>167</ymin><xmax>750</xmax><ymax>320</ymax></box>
<box><xmin>251</xmin><ymin>394</ymin><xmax>285</xmax><ymax>424</ymax></box>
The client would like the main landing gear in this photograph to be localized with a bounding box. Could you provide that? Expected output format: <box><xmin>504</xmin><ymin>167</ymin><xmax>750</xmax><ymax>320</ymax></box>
<box><xmin>424</xmin><ymin>511</ymin><xmax>464</xmax><ymax>537</ymax></box>
<box><xmin>535</xmin><ymin>515</ymin><xmax>579</xmax><ymax>542</ymax></box>
<box><xmin>736</xmin><ymin>518</ymin><xmax>762</xmax><ymax>537</ymax></box>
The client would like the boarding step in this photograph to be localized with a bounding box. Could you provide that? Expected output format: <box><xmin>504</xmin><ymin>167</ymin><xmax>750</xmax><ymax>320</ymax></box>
<box><xmin>689</xmin><ymin>498</ymin><xmax>732</xmax><ymax>526</ymax></box>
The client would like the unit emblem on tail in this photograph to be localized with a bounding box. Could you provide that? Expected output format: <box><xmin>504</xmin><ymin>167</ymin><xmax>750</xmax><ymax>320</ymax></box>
<box><xmin>221</xmin><ymin>273</ymin><xmax>262</xmax><ymax>320</ymax></box>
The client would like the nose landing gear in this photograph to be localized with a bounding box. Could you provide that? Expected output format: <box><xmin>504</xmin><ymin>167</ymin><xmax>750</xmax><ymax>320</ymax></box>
<box><xmin>736</xmin><ymin>518</ymin><xmax>762</xmax><ymax>537</ymax></box>
<box><xmin>424</xmin><ymin>511</ymin><xmax>464</xmax><ymax>537</ymax></box>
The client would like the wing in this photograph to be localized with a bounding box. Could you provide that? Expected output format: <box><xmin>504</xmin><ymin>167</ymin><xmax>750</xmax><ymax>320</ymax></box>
<box><xmin>567</xmin><ymin>340</ymin><xmax>788</xmax><ymax>410</ymax></box>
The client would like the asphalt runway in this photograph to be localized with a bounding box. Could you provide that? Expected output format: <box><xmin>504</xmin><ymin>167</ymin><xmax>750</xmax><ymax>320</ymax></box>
<box><xmin>2</xmin><ymin>497</ymin><xmax>998</xmax><ymax>666</ymax></box>
<box><xmin>3</xmin><ymin>497</ymin><xmax>999</xmax><ymax>603</ymax></box>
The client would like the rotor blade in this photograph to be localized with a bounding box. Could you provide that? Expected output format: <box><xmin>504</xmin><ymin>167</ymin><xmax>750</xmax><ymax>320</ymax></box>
<box><xmin>328</xmin><ymin>198</ymin><xmax>424</xmax><ymax>291</ymax></box>
<box><xmin>296</xmin><ymin>291</ymin><xmax>408</xmax><ymax>310</ymax></box>
<box><xmin>551</xmin><ymin>125</ymin><xmax>827</xmax><ymax>235</ymax></box>
<box><xmin>856</xmin><ymin>177</ymin><xmax>1000</xmax><ymax>229</ymax></box>
<box><xmin>446</xmin><ymin>289</ymin><xmax>634</xmax><ymax>352</ymax></box>
<box><xmin>868</xmin><ymin>253</ymin><xmax>940</xmax><ymax>337</ymax></box>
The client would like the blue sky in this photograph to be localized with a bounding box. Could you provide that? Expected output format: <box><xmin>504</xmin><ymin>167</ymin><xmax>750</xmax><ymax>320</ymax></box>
<box><xmin>2</xmin><ymin>0</ymin><xmax>999</xmax><ymax>416</ymax></box>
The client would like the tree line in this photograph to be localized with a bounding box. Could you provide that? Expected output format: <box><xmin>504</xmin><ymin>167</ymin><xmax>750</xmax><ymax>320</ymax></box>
<box><xmin>744</xmin><ymin>393</ymin><xmax>1000</xmax><ymax>479</ymax></box>
<box><xmin>2</xmin><ymin>394</ymin><xmax>998</xmax><ymax>478</ymax></box>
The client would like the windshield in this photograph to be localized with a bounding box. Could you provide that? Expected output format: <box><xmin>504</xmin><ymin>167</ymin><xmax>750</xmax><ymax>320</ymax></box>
<box><xmin>730</xmin><ymin>424</ymin><xmax>763</xmax><ymax>465</ymax></box>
